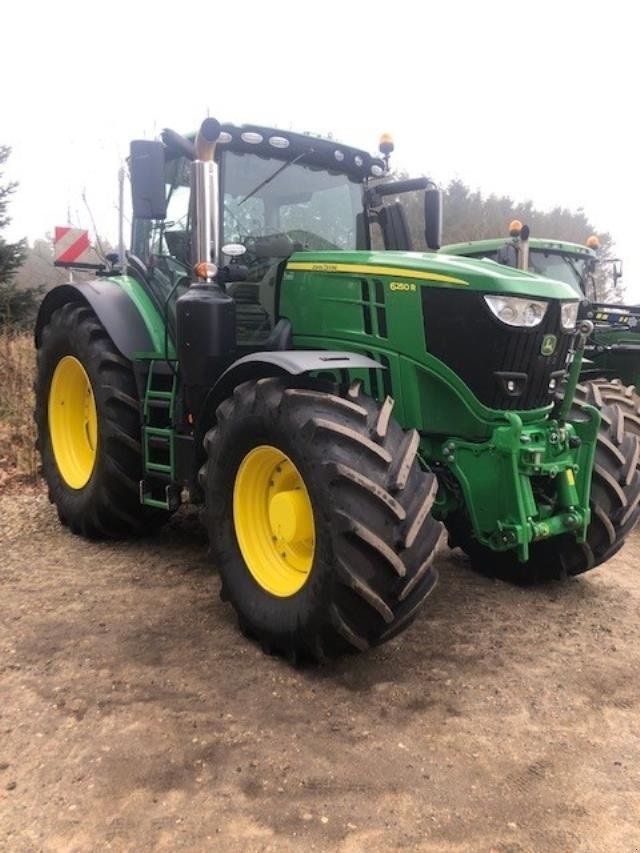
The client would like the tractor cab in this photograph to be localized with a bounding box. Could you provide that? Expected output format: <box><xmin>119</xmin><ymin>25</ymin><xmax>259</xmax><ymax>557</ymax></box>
<box><xmin>129</xmin><ymin>122</ymin><xmax>441</xmax><ymax>349</ymax></box>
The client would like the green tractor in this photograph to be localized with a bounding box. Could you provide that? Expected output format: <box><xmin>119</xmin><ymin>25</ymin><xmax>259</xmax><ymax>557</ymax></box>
<box><xmin>35</xmin><ymin>119</ymin><xmax>640</xmax><ymax>661</ymax></box>
<box><xmin>442</xmin><ymin>222</ymin><xmax>640</xmax><ymax>432</ymax></box>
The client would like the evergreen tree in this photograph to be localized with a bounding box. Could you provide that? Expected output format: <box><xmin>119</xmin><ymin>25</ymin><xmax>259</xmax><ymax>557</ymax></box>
<box><xmin>0</xmin><ymin>145</ymin><xmax>35</xmax><ymax>327</ymax></box>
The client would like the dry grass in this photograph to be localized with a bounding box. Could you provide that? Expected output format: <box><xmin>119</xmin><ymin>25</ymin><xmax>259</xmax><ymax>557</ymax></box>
<box><xmin>0</xmin><ymin>329</ymin><xmax>39</xmax><ymax>488</ymax></box>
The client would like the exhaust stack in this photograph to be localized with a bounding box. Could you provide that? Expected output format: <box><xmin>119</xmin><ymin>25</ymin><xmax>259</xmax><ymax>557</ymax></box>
<box><xmin>195</xmin><ymin>117</ymin><xmax>221</xmax><ymax>162</ymax></box>
<box><xmin>191</xmin><ymin>118</ymin><xmax>221</xmax><ymax>274</ymax></box>
<box><xmin>177</xmin><ymin>116</ymin><xmax>236</xmax><ymax>416</ymax></box>
<box><xmin>518</xmin><ymin>224</ymin><xmax>531</xmax><ymax>272</ymax></box>
<box><xmin>508</xmin><ymin>220</ymin><xmax>530</xmax><ymax>272</ymax></box>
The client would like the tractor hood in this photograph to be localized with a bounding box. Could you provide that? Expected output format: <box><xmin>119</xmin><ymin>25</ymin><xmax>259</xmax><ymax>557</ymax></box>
<box><xmin>285</xmin><ymin>250</ymin><xmax>580</xmax><ymax>301</ymax></box>
<box><xmin>281</xmin><ymin>248</ymin><xmax>580</xmax><ymax>421</ymax></box>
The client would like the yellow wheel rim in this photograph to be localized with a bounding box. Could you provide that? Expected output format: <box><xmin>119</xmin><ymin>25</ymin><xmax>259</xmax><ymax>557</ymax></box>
<box><xmin>48</xmin><ymin>356</ymin><xmax>98</xmax><ymax>489</ymax></box>
<box><xmin>233</xmin><ymin>445</ymin><xmax>315</xmax><ymax>597</ymax></box>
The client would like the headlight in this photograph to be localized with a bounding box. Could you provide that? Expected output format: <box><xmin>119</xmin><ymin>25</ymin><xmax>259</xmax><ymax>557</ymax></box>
<box><xmin>484</xmin><ymin>295</ymin><xmax>548</xmax><ymax>327</ymax></box>
<box><xmin>560</xmin><ymin>301</ymin><xmax>579</xmax><ymax>330</ymax></box>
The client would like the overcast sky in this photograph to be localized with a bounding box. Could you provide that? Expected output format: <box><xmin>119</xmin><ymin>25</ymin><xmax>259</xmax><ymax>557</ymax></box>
<box><xmin>3</xmin><ymin>0</ymin><xmax>638</xmax><ymax>297</ymax></box>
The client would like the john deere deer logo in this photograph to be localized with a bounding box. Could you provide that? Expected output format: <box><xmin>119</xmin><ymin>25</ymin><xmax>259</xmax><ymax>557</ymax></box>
<box><xmin>541</xmin><ymin>334</ymin><xmax>557</xmax><ymax>356</ymax></box>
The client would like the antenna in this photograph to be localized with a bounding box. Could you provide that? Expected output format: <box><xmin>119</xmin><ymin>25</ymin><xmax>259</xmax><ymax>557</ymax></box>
<box><xmin>118</xmin><ymin>165</ymin><xmax>126</xmax><ymax>271</ymax></box>
<box><xmin>81</xmin><ymin>188</ymin><xmax>107</xmax><ymax>264</ymax></box>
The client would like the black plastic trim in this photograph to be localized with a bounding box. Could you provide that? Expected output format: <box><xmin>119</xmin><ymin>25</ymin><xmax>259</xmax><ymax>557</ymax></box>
<box><xmin>162</xmin><ymin>122</ymin><xmax>384</xmax><ymax>182</ymax></box>
<box><xmin>216</xmin><ymin>350</ymin><xmax>384</xmax><ymax>383</ymax></box>
<box><xmin>421</xmin><ymin>289</ymin><xmax>573</xmax><ymax>410</ymax></box>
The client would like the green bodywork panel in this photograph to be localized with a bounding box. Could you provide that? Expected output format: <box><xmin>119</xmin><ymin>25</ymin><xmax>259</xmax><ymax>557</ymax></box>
<box><xmin>281</xmin><ymin>250</ymin><xmax>577</xmax><ymax>439</ymax></box>
<box><xmin>104</xmin><ymin>274</ymin><xmax>177</xmax><ymax>359</ymax></box>
<box><xmin>279</xmin><ymin>250</ymin><xmax>592</xmax><ymax>560</ymax></box>
<box><xmin>285</xmin><ymin>249</ymin><xmax>578</xmax><ymax>299</ymax></box>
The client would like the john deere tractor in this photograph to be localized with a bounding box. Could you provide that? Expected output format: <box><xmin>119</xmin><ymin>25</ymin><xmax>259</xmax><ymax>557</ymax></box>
<box><xmin>442</xmin><ymin>223</ymin><xmax>640</xmax><ymax>435</ymax></box>
<box><xmin>35</xmin><ymin>119</ymin><xmax>640</xmax><ymax>661</ymax></box>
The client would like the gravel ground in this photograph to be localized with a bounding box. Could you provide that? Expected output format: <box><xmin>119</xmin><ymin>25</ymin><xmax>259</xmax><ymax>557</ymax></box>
<box><xmin>1</xmin><ymin>489</ymin><xmax>639</xmax><ymax>852</ymax></box>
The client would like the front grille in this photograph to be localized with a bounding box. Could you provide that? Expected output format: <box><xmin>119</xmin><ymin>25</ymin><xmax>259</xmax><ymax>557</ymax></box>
<box><xmin>421</xmin><ymin>289</ymin><xmax>573</xmax><ymax>410</ymax></box>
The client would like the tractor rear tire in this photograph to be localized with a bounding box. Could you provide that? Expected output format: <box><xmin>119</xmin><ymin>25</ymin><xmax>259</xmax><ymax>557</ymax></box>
<box><xmin>446</xmin><ymin>402</ymin><xmax>640</xmax><ymax>583</ymax></box>
<box><xmin>202</xmin><ymin>377</ymin><xmax>445</xmax><ymax>662</ymax></box>
<box><xmin>35</xmin><ymin>301</ymin><xmax>167</xmax><ymax>538</ymax></box>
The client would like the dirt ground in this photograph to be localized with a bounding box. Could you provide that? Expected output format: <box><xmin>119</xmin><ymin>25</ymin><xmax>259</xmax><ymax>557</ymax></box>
<box><xmin>1</xmin><ymin>490</ymin><xmax>639</xmax><ymax>853</ymax></box>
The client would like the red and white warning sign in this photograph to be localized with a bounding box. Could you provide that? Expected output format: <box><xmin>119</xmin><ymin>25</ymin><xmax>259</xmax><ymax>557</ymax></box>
<box><xmin>53</xmin><ymin>226</ymin><xmax>100</xmax><ymax>268</ymax></box>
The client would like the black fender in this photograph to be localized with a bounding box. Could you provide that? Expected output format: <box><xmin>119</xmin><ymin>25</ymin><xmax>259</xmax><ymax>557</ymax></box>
<box><xmin>193</xmin><ymin>349</ymin><xmax>385</xmax><ymax>463</ymax></box>
<box><xmin>35</xmin><ymin>281</ymin><xmax>154</xmax><ymax>361</ymax></box>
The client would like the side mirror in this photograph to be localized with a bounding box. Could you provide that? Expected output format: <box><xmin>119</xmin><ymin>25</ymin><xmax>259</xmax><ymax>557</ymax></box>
<box><xmin>129</xmin><ymin>140</ymin><xmax>167</xmax><ymax>220</ymax></box>
<box><xmin>424</xmin><ymin>186</ymin><xmax>442</xmax><ymax>250</ymax></box>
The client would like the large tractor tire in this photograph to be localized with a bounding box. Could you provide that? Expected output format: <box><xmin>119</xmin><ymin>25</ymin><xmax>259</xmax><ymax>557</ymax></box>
<box><xmin>446</xmin><ymin>402</ymin><xmax>640</xmax><ymax>584</ymax></box>
<box><xmin>35</xmin><ymin>301</ymin><xmax>165</xmax><ymax>538</ymax></box>
<box><xmin>201</xmin><ymin>377</ymin><xmax>445</xmax><ymax>662</ymax></box>
<box><xmin>573</xmin><ymin>378</ymin><xmax>640</xmax><ymax>439</ymax></box>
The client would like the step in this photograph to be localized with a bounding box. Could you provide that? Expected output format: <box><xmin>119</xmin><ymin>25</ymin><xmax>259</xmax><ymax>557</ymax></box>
<box><xmin>139</xmin><ymin>479</ymin><xmax>180</xmax><ymax>511</ymax></box>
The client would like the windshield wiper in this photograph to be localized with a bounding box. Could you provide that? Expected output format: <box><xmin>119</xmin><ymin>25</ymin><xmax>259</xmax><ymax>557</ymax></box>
<box><xmin>237</xmin><ymin>150</ymin><xmax>311</xmax><ymax>206</ymax></box>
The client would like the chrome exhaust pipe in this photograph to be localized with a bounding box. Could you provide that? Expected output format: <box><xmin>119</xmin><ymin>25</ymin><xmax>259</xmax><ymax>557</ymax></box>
<box><xmin>195</xmin><ymin>118</ymin><xmax>220</xmax><ymax>162</ymax></box>
<box><xmin>518</xmin><ymin>224</ymin><xmax>530</xmax><ymax>272</ymax></box>
<box><xmin>191</xmin><ymin>118</ymin><xmax>221</xmax><ymax>274</ymax></box>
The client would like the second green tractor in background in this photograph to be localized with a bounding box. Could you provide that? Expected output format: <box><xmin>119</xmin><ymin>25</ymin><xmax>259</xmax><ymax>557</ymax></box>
<box><xmin>442</xmin><ymin>222</ymin><xmax>640</xmax><ymax>437</ymax></box>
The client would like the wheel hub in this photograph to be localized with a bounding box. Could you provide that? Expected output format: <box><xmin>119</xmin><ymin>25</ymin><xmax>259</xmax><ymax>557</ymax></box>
<box><xmin>268</xmin><ymin>489</ymin><xmax>313</xmax><ymax>545</ymax></box>
<box><xmin>233</xmin><ymin>445</ymin><xmax>315</xmax><ymax>597</ymax></box>
<box><xmin>48</xmin><ymin>355</ymin><xmax>98</xmax><ymax>489</ymax></box>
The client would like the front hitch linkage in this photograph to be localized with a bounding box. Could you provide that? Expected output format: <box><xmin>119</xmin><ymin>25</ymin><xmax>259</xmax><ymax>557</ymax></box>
<box><xmin>557</xmin><ymin>320</ymin><xmax>595</xmax><ymax>423</ymax></box>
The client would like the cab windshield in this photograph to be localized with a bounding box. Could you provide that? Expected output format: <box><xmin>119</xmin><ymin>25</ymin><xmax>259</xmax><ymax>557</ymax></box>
<box><xmin>467</xmin><ymin>247</ymin><xmax>590</xmax><ymax>297</ymax></box>
<box><xmin>220</xmin><ymin>149</ymin><xmax>364</xmax><ymax>253</ymax></box>
<box><xmin>219</xmin><ymin>150</ymin><xmax>365</xmax><ymax>345</ymax></box>
<box><xmin>527</xmin><ymin>250</ymin><xmax>590</xmax><ymax>295</ymax></box>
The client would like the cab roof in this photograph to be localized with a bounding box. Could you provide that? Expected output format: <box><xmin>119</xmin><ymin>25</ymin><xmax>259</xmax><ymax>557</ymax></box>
<box><xmin>162</xmin><ymin>122</ymin><xmax>384</xmax><ymax>183</ymax></box>
<box><xmin>441</xmin><ymin>237</ymin><xmax>597</xmax><ymax>260</ymax></box>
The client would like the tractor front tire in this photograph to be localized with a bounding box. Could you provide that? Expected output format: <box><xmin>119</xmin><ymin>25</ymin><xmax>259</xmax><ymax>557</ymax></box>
<box><xmin>202</xmin><ymin>377</ymin><xmax>445</xmax><ymax>662</ymax></box>
<box><xmin>35</xmin><ymin>301</ymin><xmax>165</xmax><ymax>538</ymax></box>
<box><xmin>446</xmin><ymin>402</ymin><xmax>640</xmax><ymax>583</ymax></box>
